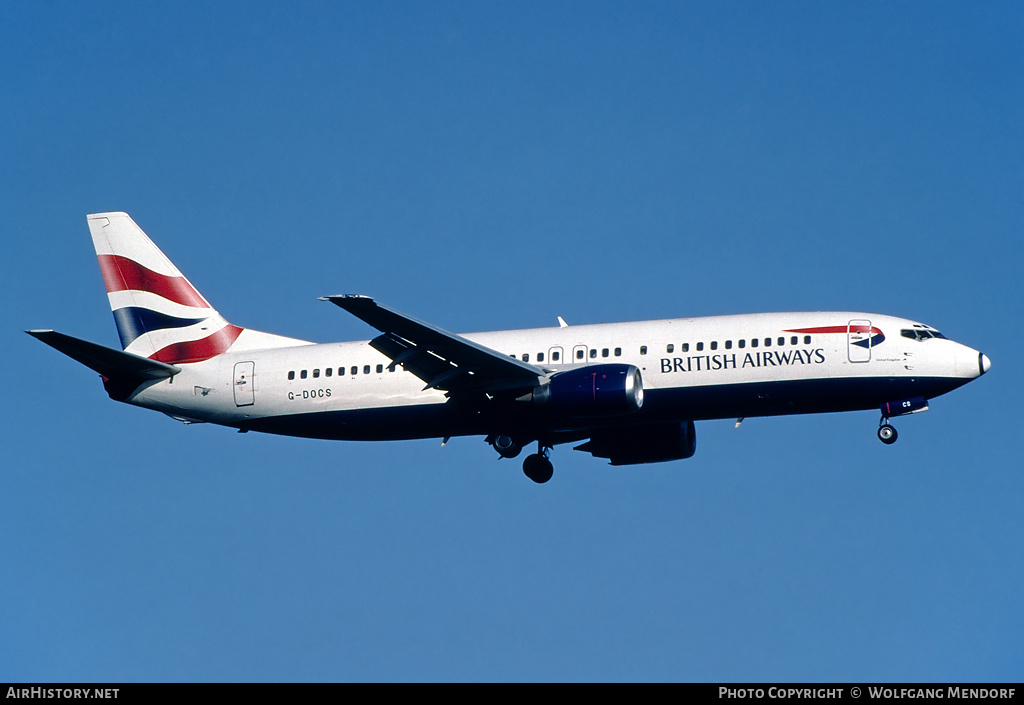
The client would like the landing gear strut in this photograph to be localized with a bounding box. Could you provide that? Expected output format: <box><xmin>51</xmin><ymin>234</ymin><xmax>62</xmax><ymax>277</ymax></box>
<box><xmin>878</xmin><ymin>418</ymin><xmax>898</xmax><ymax>445</ymax></box>
<box><xmin>523</xmin><ymin>443</ymin><xmax>554</xmax><ymax>483</ymax></box>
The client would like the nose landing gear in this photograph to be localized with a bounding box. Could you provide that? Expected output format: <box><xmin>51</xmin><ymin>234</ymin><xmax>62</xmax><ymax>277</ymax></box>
<box><xmin>877</xmin><ymin>419</ymin><xmax>898</xmax><ymax>445</ymax></box>
<box><xmin>876</xmin><ymin>397</ymin><xmax>929</xmax><ymax>445</ymax></box>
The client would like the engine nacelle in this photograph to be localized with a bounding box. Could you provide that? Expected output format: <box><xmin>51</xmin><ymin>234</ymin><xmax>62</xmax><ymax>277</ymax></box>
<box><xmin>533</xmin><ymin>364</ymin><xmax>643</xmax><ymax>416</ymax></box>
<box><xmin>574</xmin><ymin>420</ymin><xmax>697</xmax><ymax>465</ymax></box>
<box><xmin>881</xmin><ymin>396</ymin><xmax>929</xmax><ymax>418</ymax></box>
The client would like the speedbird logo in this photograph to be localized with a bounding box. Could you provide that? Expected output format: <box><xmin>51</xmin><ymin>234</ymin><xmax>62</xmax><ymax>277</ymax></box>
<box><xmin>785</xmin><ymin>325</ymin><xmax>885</xmax><ymax>349</ymax></box>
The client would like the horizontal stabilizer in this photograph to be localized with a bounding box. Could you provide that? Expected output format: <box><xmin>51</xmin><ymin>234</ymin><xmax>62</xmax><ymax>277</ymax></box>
<box><xmin>26</xmin><ymin>329</ymin><xmax>181</xmax><ymax>381</ymax></box>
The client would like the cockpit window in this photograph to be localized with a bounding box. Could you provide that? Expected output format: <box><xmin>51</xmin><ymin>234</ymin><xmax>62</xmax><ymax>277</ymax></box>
<box><xmin>901</xmin><ymin>328</ymin><xmax>946</xmax><ymax>341</ymax></box>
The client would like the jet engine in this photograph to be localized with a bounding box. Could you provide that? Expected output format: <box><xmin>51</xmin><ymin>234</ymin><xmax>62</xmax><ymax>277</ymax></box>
<box><xmin>575</xmin><ymin>420</ymin><xmax>697</xmax><ymax>465</ymax></box>
<box><xmin>532</xmin><ymin>364</ymin><xmax>643</xmax><ymax>416</ymax></box>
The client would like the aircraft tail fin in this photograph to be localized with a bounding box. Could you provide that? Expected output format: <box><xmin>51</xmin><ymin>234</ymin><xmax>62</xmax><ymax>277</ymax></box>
<box><xmin>87</xmin><ymin>212</ymin><xmax>308</xmax><ymax>364</ymax></box>
<box><xmin>88</xmin><ymin>212</ymin><xmax>242</xmax><ymax>363</ymax></box>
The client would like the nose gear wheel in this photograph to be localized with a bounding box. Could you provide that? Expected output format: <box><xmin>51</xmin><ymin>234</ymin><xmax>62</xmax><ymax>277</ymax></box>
<box><xmin>878</xmin><ymin>417</ymin><xmax>898</xmax><ymax>445</ymax></box>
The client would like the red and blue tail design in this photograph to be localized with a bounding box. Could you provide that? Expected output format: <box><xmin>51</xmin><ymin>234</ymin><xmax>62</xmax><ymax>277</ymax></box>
<box><xmin>88</xmin><ymin>212</ymin><xmax>244</xmax><ymax>364</ymax></box>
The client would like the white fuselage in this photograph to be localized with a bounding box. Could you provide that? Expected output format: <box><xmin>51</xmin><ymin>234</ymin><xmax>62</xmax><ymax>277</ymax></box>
<box><xmin>125</xmin><ymin>311</ymin><xmax>987</xmax><ymax>443</ymax></box>
<box><xmin>31</xmin><ymin>212</ymin><xmax>990</xmax><ymax>480</ymax></box>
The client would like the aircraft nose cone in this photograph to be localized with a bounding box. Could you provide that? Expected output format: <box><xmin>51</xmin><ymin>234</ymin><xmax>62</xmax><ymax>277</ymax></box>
<box><xmin>980</xmin><ymin>353</ymin><xmax>991</xmax><ymax>375</ymax></box>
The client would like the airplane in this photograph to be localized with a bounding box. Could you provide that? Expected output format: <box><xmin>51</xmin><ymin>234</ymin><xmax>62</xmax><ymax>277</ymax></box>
<box><xmin>28</xmin><ymin>212</ymin><xmax>991</xmax><ymax>483</ymax></box>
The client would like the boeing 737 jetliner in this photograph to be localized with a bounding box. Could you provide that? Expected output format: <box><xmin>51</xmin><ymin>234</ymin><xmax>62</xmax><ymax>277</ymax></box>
<box><xmin>29</xmin><ymin>213</ymin><xmax>990</xmax><ymax>482</ymax></box>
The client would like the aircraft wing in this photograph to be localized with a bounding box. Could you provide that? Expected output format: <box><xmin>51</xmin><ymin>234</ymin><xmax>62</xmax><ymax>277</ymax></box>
<box><xmin>320</xmin><ymin>295</ymin><xmax>545</xmax><ymax>395</ymax></box>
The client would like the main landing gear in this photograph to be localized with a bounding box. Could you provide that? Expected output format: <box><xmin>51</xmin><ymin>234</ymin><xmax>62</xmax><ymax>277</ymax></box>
<box><xmin>877</xmin><ymin>417</ymin><xmax>898</xmax><ymax>445</ymax></box>
<box><xmin>487</xmin><ymin>435</ymin><xmax>555</xmax><ymax>483</ymax></box>
<box><xmin>522</xmin><ymin>444</ymin><xmax>554</xmax><ymax>484</ymax></box>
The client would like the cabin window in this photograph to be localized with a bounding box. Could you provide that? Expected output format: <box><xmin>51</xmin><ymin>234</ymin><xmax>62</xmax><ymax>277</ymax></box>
<box><xmin>589</xmin><ymin>349</ymin><xmax>597</xmax><ymax>359</ymax></box>
<box><xmin>790</xmin><ymin>336</ymin><xmax>798</xmax><ymax>345</ymax></box>
<box><xmin>522</xmin><ymin>353</ymin><xmax>529</xmax><ymax>362</ymax></box>
<box><xmin>537</xmin><ymin>352</ymin><xmax>545</xmax><ymax>362</ymax></box>
<box><xmin>764</xmin><ymin>337</ymin><xmax>772</xmax><ymax>347</ymax></box>
<box><xmin>804</xmin><ymin>335</ymin><xmax>811</xmax><ymax>344</ymax></box>
<box><xmin>711</xmin><ymin>341</ymin><xmax>718</xmax><ymax>350</ymax></box>
<box><xmin>363</xmin><ymin>365</ymin><xmax>371</xmax><ymax>375</ymax></box>
<box><xmin>681</xmin><ymin>343</ymin><xmax>689</xmax><ymax>353</ymax></box>
<box><xmin>576</xmin><ymin>349</ymin><xmax>585</xmax><ymax>360</ymax></box>
<box><xmin>325</xmin><ymin>368</ymin><xmax>332</xmax><ymax>377</ymax></box>
<box><xmin>552</xmin><ymin>350</ymin><xmax>561</xmax><ymax>361</ymax></box>
<box><xmin>313</xmin><ymin>369</ymin><xmax>320</xmax><ymax>378</ymax></box>
<box><xmin>696</xmin><ymin>342</ymin><xmax>704</xmax><ymax>351</ymax></box>
<box><xmin>300</xmin><ymin>370</ymin><xmax>308</xmax><ymax>379</ymax></box>
<box><xmin>288</xmin><ymin>371</ymin><xmax>295</xmax><ymax>380</ymax></box>
<box><xmin>351</xmin><ymin>366</ymin><xmax>358</xmax><ymax>375</ymax></box>
<box><xmin>602</xmin><ymin>348</ymin><xmax>609</xmax><ymax>358</ymax></box>
<box><xmin>614</xmin><ymin>347</ymin><xmax>622</xmax><ymax>357</ymax></box>
<box><xmin>725</xmin><ymin>340</ymin><xmax>733</xmax><ymax>350</ymax></box>
<box><xmin>376</xmin><ymin>364</ymin><xmax>384</xmax><ymax>373</ymax></box>
<box><xmin>667</xmin><ymin>344</ymin><xmax>674</xmax><ymax>353</ymax></box>
<box><xmin>777</xmin><ymin>337</ymin><xmax>785</xmax><ymax>346</ymax></box>
<box><xmin>640</xmin><ymin>346</ymin><xmax>647</xmax><ymax>355</ymax></box>
<box><xmin>751</xmin><ymin>338</ymin><xmax>758</xmax><ymax>348</ymax></box>
<box><xmin>738</xmin><ymin>339</ymin><xmax>746</xmax><ymax>349</ymax></box>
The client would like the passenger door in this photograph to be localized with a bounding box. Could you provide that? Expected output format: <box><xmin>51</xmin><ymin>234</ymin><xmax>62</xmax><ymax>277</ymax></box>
<box><xmin>233</xmin><ymin>361</ymin><xmax>255</xmax><ymax>406</ymax></box>
<box><xmin>848</xmin><ymin>320</ymin><xmax>872</xmax><ymax>363</ymax></box>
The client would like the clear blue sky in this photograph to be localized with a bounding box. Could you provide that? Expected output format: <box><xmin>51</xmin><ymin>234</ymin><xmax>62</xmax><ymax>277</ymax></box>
<box><xmin>3</xmin><ymin>1</ymin><xmax>1021</xmax><ymax>682</ymax></box>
